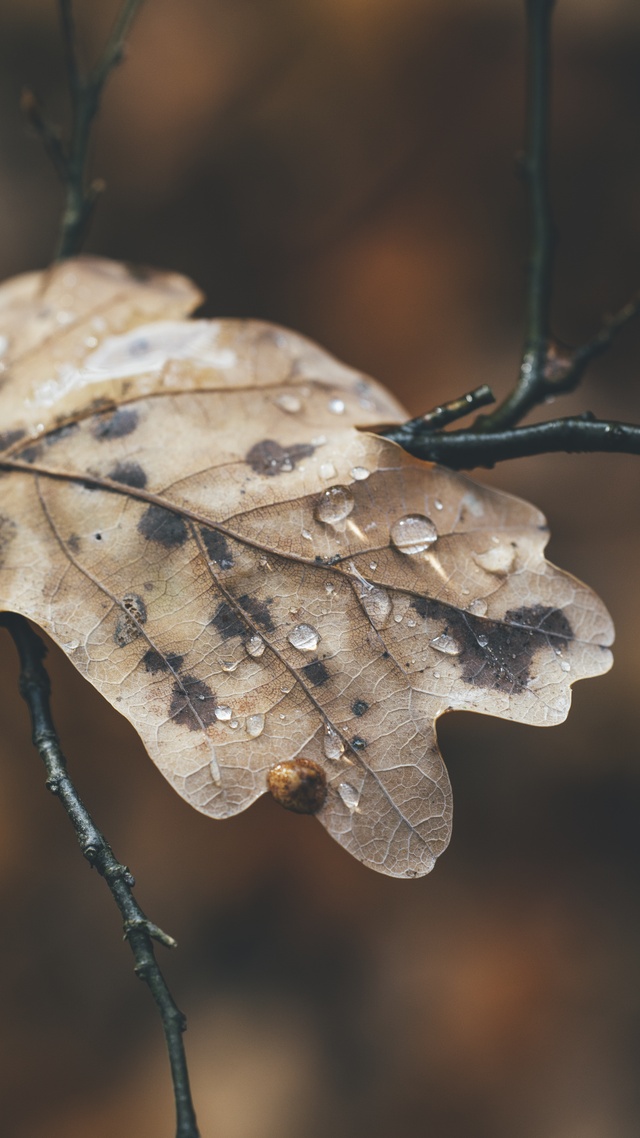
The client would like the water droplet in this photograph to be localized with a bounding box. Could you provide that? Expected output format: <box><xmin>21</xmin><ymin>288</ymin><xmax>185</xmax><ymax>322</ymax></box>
<box><xmin>56</xmin><ymin>309</ymin><xmax>75</xmax><ymax>325</ymax></box>
<box><xmin>301</xmin><ymin>528</ymin><xmax>313</xmax><ymax>541</ymax></box>
<box><xmin>338</xmin><ymin>782</ymin><xmax>360</xmax><ymax>812</ymax></box>
<box><xmin>433</xmin><ymin>671</ymin><xmax>441</xmax><ymax>679</ymax></box>
<box><xmin>63</xmin><ymin>640</ymin><xmax>79</xmax><ymax>652</ymax></box>
<box><xmin>390</xmin><ymin>514</ymin><xmax>438</xmax><ymax>554</ymax></box>
<box><xmin>258</xmin><ymin>556</ymin><xmax>269</xmax><ymax>568</ymax></box>
<box><xmin>430</xmin><ymin>634</ymin><xmax>461</xmax><ymax>656</ymax></box>
<box><xmin>229</xmin><ymin>719</ymin><xmax>239</xmax><ymax>729</ymax></box>
<box><xmin>394</xmin><ymin>613</ymin><xmax>403</xmax><ymax>623</ymax></box>
<box><xmin>246</xmin><ymin>634</ymin><xmax>265</xmax><ymax>658</ymax></box>
<box><xmin>467</xmin><ymin>598</ymin><xmax>488</xmax><ymax>617</ymax></box>
<box><xmin>324</xmin><ymin>582</ymin><xmax>335</xmax><ymax>595</ymax></box>
<box><xmin>434</xmin><ymin>498</ymin><xmax>443</xmax><ymax>511</ymax></box>
<box><xmin>473</xmin><ymin>546</ymin><xmax>515</xmax><ymax>576</ymax></box>
<box><xmin>314</xmin><ymin>485</ymin><xmax>354</xmax><ymax>525</ymax></box>
<box><xmin>477</xmin><ymin>634</ymin><xmax>489</xmax><ymax>648</ymax></box>
<box><xmin>221</xmin><ymin>659</ymin><xmax>240</xmax><ymax>673</ymax></box>
<box><xmin>288</xmin><ymin>623</ymin><xmax>320</xmax><ymax>651</ymax></box>
<box><xmin>369</xmin><ymin>561</ymin><xmax>378</xmax><ymax>571</ymax></box>
<box><xmin>328</xmin><ymin>397</ymin><xmax>345</xmax><ymax>414</ymax></box>
<box><xmin>560</xmin><ymin>660</ymin><xmax>571</xmax><ymax>672</ymax></box>
<box><xmin>460</xmin><ymin>491</ymin><xmax>484</xmax><ymax>518</ymax></box>
<box><xmin>83</xmin><ymin>335</ymin><xmax>98</xmax><ymax>349</ymax></box>
<box><xmin>350</xmin><ymin>466</ymin><xmax>370</xmax><ymax>481</ymax></box>
<box><xmin>215</xmin><ymin>705</ymin><xmax>233</xmax><ymax>721</ymax></box>
<box><xmin>320</xmin><ymin>462</ymin><xmax>337</xmax><ymax>479</ymax></box>
<box><xmin>324</xmin><ymin>726</ymin><xmax>345</xmax><ymax>760</ymax></box>
<box><xmin>247</xmin><ymin>713</ymin><xmax>265</xmax><ymax>738</ymax></box>
<box><xmin>407</xmin><ymin>619</ymin><xmax>416</xmax><ymax>628</ymax></box>
<box><xmin>275</xmin><ymin>392</ymin><xmax>302</xmax><ymax>413</ymax></box>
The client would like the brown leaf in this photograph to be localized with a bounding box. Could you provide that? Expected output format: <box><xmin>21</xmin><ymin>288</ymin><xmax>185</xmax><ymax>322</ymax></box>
<box><xmin>0</xmin><ymin>258</ymin><xmax>614</xmax><ymax>877</ymax></box>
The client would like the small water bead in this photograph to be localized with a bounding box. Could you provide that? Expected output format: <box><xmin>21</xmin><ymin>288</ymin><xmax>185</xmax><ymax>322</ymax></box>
<box><xmin>359</xmin><ymin>586</ymin><xmax>392</xmax><ymax>628</ymax></box>
<box><xmin>433</xmin><ymin>671</ymin><xmax>441</xmax><ymax>679</ymax></box>
<box><xmin>467</xmin><ymin>597</ymin><xmax>488</xmax><ymax>617</ymax></box>
<box><xmin>430</xmin><ymin>634</ymin><xmax>461</xmax><ymax>656</ymax></box>
<box><xmin>63</xmin><ymin>640</ymin><xmax>79</xmax><ymax>652</ymax></box>
<box><xmin>246</xmin><ymin>634</ymin><xmax>265</xmax><ymax>658</ymax></box>
<box><xmin>328</xmin><ymin>397</ymin><xmax>346</xmax><ymax>414</ymax></box>
<box><xmin>314</xmin><ymin>485</ymin><xmax>355</xmax><ymax>525</ymax></box>
<box><xmin>229</xmin><ymin>720</ymin><xmax>239</xmax><ymax>729</ymax></box>
<box><xmin>369</xmin><ymin>561</ymin><xmax>378</xmax><ymax>571</ymax></box>
<box><xmin>338</xmin><ymin>782</ymin><xmax>360</xmax><ymax>812</ymax></box>
<box><xmin>434</xmin><ymin>498</ymin><xmax>443</xmax><ymax>511</ymax></box>
<box><xmin>323</xmin><ymin>727</ymin><xmax>345</xmax><ymax>761</ymax></box>
<box><xmin>275</xmin><ymin>392</ymin><xmax>302</xmax><ymax>414</ymax></box>
<box><xmin>301</xmin><ymin>529</ymin><xmax>313</xmax><ymax>541</ymax></box>
<box><xmin>320</xmin><ymin>462</ymin><xmax>337</xmax><ymax>480</ymax></box>
<box><xmin>390</xmin><ymin>514</ymin><xmax>438</xmax><ymax>555</ymax></box>
<box><xmin>350</xmin><ymin>466</ymin><xmax>370</xmax><ymax>481</ymax></box>
<box><xmin>221</xmin><ymin>659</ymin><xmax>240</xmax><ymax>673</ymax></box>
<box><xmin>324</xmin><ymin>582</ymin><xmax>335</xmax><ymax>595</ymax></box>
<box><xmin>477</xmin><ymin>634</ymin><xmax>489</xmax><ymax>648</ymax></box>
<box><xmin>215</xmin><ymin>705</ymin><xmax>233</xmax><ymax>721</ymax></box>
<box><xmin>247</xmin><ymin>713</ymin><xmax>265</xmax><ymax>738</ymax></box>
<box><xmin>560</xmin><ymin>660</ymin><xmax>571</xmax><ymax>672</ymax></box>
<box><xmin>288</xmin><ymin>623</ymin><xmax>320</xmax><ymax>652</ymax></box>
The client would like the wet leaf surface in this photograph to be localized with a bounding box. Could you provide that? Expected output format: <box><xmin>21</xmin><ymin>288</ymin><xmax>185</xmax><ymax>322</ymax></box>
<box><xmin>0</xmin><ymin>258</ymin><xmax>614</xmax><ymax>876</ymax></box>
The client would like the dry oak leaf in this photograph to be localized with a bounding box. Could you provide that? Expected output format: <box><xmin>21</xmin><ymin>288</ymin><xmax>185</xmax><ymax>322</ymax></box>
<box><xmin>0</xmin><ymin>257</ymin><xmax>614</xmax><ymax>877</ymax></box>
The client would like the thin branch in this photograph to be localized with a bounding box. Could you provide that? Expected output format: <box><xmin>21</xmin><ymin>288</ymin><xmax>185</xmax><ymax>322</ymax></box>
<box><xmin>377</xmin><ymin>385</ymin><xmax>495</xmax><ymax>445</ymax></box>
<box><xmin>380</xmin><ymin>414</ymin><xmax>640</xmax><ymax>469</ymax></box>
<box><xmin>37</xmin><ymin>0</ymin><xmax>146</xmax><ymax>260</ymax></box>
<box><xmin>0</xmin><ymin>613</ymin><xmax>200</xmax><ymax>1138</ymax></box>
<box><xmin>479</xmin><ymin>0</ymin><xmax>555</xmax><ymax>431</ymax></box>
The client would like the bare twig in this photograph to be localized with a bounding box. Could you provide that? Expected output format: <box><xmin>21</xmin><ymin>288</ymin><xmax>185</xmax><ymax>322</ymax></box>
<box><xmin>380</xmin><ymin>414</ymin><xmax>640</xmax><ymax>469</ymax></box>
<box><xmin>0</xmin><ymin>613</ymin><xmax>200</xmax><ymax>1138</ymax></box>
<box><xmin>23</xmin><ymin>0</ymin><xmax>145</xmax><ymax>260</ymax></box>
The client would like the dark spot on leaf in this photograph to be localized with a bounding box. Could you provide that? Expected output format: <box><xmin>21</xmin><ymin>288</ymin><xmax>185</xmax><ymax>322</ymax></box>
<box><xmin>170</xmin><ymin>674</ymin><xmax>217</xmax><ymax>731</ymax></box>
<box><xmin>93</xmin><ymin>408</ymin><xmax>139</xmax><ymax>440</ymax></box>
<box><xmin>267</xmin><ymin>759</ymin><xmax>327</xmax><ymax>815</ymax></box>
<box><xmin>301</xmin><ymin>659</ymin><xmax>330</xmax><ymax>686</ymax></box>
<box><xmin>108</xmin><ymin>461</ymin><xmax>148</xmax><ymax>489</ymax></box>
<box><xmin>142</xmin><ymin>649</ymin><xmax>184</xmax><ymax>674</ymax></box>
<box><xmin>352</xmin><ymin>700</ymin><xmax>369</xmax><ymax>717</ymax></box>
<box><xmin>245</xmin><ymin>438</ymin><xmax>314</xmax><ymax>476</ymax></box>
<box><xmin>351</xmin><ymin>736</ymin><xmax>367</xmax><ymax>750</ymax></box>
<box><xmin>0</xmin><ymin>428</ymin><xmax>26</xmax><ymax>451</ymax></box>
<box><xmin>94</xmin><ymin>533</ymin><xmax>102</xmax><ymax>541</ymax></box>
<box><xmin>211</xmin><ymin>601</ymin><xmax>248</xmax><ymax>641</ymax></box>
<box><xmin>410</xmin><ymin>596</ymin><xmax>574</xmax><ymax>693</ymax></box>
<box><xmin>138</xmin><ymin>504</ymin><xmax>188</xmax><ymax>547</ymax></box>
<box><xmin>45</xmin><ymin>422</ymin><xmax>79</xmax><ymax>446</ymax></box>
<box><xmin>212</xmin><ymin>595</ymin><xmax>274</xmax><ymax>642</ymax></box>
<box><xmin>200</xmin><ymin>526</ymin><xmax>233</xmax><ymax>569</ymax></box>
<box><xmin>21</xmin><ymin>445</ymin><xmax>42</xmax><ymax>463</ymax></box>
<box><xmin>114</xmin><ymin>593</ymin><xmax>147</xmax><ymax>647</ymax></box>
<box><xmin>67</xmin><ymin>534</ymin><xmax>80</xmax><ymax>553</ymax></box>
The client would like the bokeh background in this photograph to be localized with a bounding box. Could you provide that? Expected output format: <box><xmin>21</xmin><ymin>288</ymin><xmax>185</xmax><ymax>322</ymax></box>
<box><xmin>1</xmin><ymin>1</ymin><xmax>640</xmax><ymax>1135</ymax></box>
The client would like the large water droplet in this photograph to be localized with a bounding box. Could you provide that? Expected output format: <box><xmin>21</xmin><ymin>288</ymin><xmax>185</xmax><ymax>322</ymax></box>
<box><xmin>467</xmin><ymin>597</ymin><xmax>488</xmax><ymax>617</ymax></box>
<box><xmin>474</xmin><ymin>546</ymin><xmax>515</xmax><ymax>576</ymax></box>
<box><xmin>247</xmin><ymin>713</ymin><xmax>265</xmax><ymax>738</ymax></box>
<box><xmin>338</xmin><ymin>782</ymin><xmax>360</xmax><ymax>812</ymax></box>
<box><xmin>246</xmin><ymin>634</ymin><xmax>265</xmax><ymax>658</ymax></box>
<box><xmin>323</xmin><ymin>726</ymin><xmax>345</xmax><ymax>760</ymax></box>
<box><xmin>215</xmin><ymin>705</ymin><xmax>233</xmax><ymax>721</ymax></box>
<box><xmin>390</xmin><ymin>514</ymin><xmax>438</xmax><ymax>554</ymax></box>
<box><xmin>314</xmin><ymin>485</ymin><xmax>354</xmax><ymax>525</ymax></box>
<box><xmin>275</xmin><ymin>392</ymin><xmax>302</xmax><ymax>413</ymax></box>
<box><xmin>288</xmin><ymin>623</ymin><xmax>320</xmax><ymax>651</ymax></box>
<box><xmin>359</xmin><ymin>586</ymin><xmax>392</xmax><ymax>628</ymax></box>
<box><xmin>430</xmin><ymin>634</ymin><xmax>461</xmax><ymax>656</ymax></box>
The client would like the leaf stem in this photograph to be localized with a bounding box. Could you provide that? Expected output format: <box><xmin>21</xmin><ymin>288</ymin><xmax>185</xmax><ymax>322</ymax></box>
<box><xmin>0</xmin><ymin>613</ymin><xmax>200</xmax><ymax>1138</ymax></box>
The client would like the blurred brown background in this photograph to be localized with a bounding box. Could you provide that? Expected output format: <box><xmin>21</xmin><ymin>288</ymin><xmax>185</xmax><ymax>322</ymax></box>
<box><xmin>1</xmin><ymin>1</ymin><xmax>640</xmax><ymax>1135</ymax></box>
